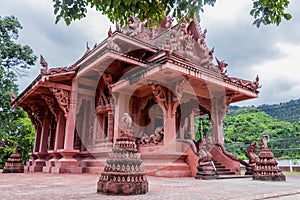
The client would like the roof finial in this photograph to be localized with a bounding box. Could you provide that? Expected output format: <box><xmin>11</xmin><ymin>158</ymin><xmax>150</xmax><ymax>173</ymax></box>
<box><xmin>116</xmin><ymin>22</ymin><xmax>120</xmax><ymax>31</ymax></box>
<box><xmin>40</xmin><ymin>55</ymin><xmax>48</xmax><ymax>75</ymax></box>
<box><xmin>108</xmin><ymin>26</ymin><xmax>112</xmax><ymax>37</ymax></box>
<box><xmin>86</xmin><ymin>42</ymin><xmax>90</xmax><ymax>52</ymax></box>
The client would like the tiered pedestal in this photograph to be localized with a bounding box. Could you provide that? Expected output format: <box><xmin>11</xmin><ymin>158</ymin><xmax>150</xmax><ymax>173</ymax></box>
<box><xmin>253</xmin><ymin>147</ymin><xmax>286</xmax><ymax>181</ymax></box>
<box><xmin>97</xmin><ymin>134</ymin><xmax>148</xmax><ymax>195</ymax></box>
<box><xmin>42</xmin><ymin>150</ymin><xmax>62</xmax><ymax>173</ymax></box>
<box><xmin>195</xmin><ymin>161</ymin><xmax>217</xmax><ymax>180</ymax></box>
<box><xmin>29</xmin><ymin>152</ymin><xmax>48</xmax><ymax>172</ymax></box>
<box><xmin>2</xmin><ymin>149</ymin><xmax>24</xmax><ymax>173</ymax></box>
<box><xmin>51</xmin><ymin>149</ymin><xmax>82</xmax><ymax>174</ymax></box>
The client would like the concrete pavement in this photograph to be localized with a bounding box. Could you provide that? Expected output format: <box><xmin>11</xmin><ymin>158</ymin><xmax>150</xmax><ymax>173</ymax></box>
<box><xmin>0</xmin><ymin>172</ymin><xmax>300</xmax><ymax>200</ymax></box>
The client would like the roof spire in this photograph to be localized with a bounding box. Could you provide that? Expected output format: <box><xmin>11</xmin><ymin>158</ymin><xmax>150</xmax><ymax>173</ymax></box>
<box><xmin>108</xmin><ymin>26</ymin><xmax>112</xmax><ymax>37</ymax></box>
<box><xmin>40</xmin><ymin>55</ymin><xmax>48</xmax><ymax>75</ymax></box>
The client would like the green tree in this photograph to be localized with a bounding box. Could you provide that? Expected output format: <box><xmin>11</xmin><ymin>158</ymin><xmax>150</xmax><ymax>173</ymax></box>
<box><xmin>53</xmin><ymin>0</ymin><xmax>292</xmax><ymax>27</ymax></box>
<box><xmin>194</xmin><ymin>114</ymin><xmax>211</xmax><ymax>142</ymax></box>
<box><xmin>0</xmin><ymin>16</ymin><xmax>37</xmax><ymax>168</ymax></box>
<box><xmin>224</xmin><ymin>107</ymin><xmax>300</xmax><ymax>159</ymax></box>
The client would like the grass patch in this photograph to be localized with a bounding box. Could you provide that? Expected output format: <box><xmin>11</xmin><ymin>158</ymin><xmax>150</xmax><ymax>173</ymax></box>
<box><xmin>283</xmin><ymin>171</ymin><xmax>300</xmax><ymax>175</ymax></box>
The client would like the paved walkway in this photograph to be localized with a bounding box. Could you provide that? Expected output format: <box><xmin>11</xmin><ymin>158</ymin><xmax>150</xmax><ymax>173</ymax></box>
<box><xmin>0</xmin><ymin>172</ymin><xmax>300</xmax><ymax>200</ymax></box>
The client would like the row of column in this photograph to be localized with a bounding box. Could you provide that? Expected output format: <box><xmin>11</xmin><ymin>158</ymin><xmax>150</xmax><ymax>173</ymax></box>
<box><xmin>28</xmin><ymin>82</ymin><xmax>82</xmax><ymax>173</ymax></box>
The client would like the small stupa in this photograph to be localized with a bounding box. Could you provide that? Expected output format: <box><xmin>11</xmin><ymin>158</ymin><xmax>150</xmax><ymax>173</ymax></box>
<box><xmin>253</xmin><ymin>133</ymin><xmax>286</xmax><ymax>181</ymax></box>
<box><xmin>97</xmin><ymin>113</ymin><xmax>148</xmax><ymax>195</ymax></box>
<box><xmin>2</xmin><ymin>144</ymin><xmax>24</xmax><ymax>173</ymax></box>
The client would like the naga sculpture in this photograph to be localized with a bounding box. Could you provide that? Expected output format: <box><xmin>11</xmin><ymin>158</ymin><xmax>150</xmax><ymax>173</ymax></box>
<box><xmin>245</xmin><ymin>141</ymin><xmax>259</xmax><ymax>175</ymax></box>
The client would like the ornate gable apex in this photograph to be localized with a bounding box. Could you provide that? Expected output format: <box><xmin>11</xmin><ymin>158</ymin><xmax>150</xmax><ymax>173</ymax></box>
<box><xmin>117</xmin><ymin>17</ymin><xmax>213</xmax><ymax>67</ymax></box>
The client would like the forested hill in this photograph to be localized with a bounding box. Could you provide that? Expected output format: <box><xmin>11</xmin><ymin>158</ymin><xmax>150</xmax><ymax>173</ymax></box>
<box><xmin>257</xmin><ymin>98</ymin><xmax>300</xmax><ymax>123</ymax></box>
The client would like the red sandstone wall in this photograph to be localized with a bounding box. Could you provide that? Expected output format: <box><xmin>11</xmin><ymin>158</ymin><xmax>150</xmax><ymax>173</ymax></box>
<box><xmin>184</xmin><ymin>146</ymin><xmax>198</xmax><ymax>177</ymax></box>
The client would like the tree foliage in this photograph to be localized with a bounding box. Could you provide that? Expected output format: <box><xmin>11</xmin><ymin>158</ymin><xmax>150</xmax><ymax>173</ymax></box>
<box><xmin>0</xmin><ymin>16</ymin><xmax>36</xmax><ymax>168</ymax></box>
<box><xmin>53</xmin><ymin>0</ymin><xmax>292</xmax><ymax>27</ymax></box>
<box><xmin>194</xmin><ymin>114</ymin><xmax>211</xmax><ymax>142</ymax></box>
<box><xmin>224</xmin><ymin>107</ymin><xmax>300</xmax><ymax>160</ymax></box>
<box><xmin>257</xmin><ymin>98</ymin><xmax>300</xmax><ymax>123</ymax></box>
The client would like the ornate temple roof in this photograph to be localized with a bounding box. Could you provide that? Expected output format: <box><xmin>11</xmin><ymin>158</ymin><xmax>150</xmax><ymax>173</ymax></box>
<box><xmin>11</xmin><ymin>17</ymin><xmax>260</xmax><ymax>109</ymax></box>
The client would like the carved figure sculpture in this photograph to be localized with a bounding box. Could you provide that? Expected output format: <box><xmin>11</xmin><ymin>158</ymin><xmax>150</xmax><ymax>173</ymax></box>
<box><xmin>246</xmin><ymin>141</ymin><xmax>259</xmax><ymax>164</ymax></box>
<box><xmin>216</xmin><ymin>58</ymin><xmax>228</xmax><ymax>75</ymax></box>
<box><xmin>261</xmin><ymin>133</ymin><xmax>269</xmax><ymax>149</ymax></box>
<box><xmin>228</xmin><ymin>75</ymin><xmax>261</xmax><ymax>90</ymax></box>
<box><xmin>120</xmin><ymin>113</ymin><xmax>133</xmax><ymax>134</ymax></box>
<box><xmin>107</xmin><ymin>37</ymin><xmax>121</xmax><ymax>52</ymax></box>
<box><xmin>139</xmin><ymin>127</ymin><xmax>164</xmax><ymax>145</ymax></box>
<box><xmin>245</xmin><ymin>141</ymin><xmax>259</xmax><ymax>175</ymax></box>
<box><xmin>198</xmin><ymin>134</ymin><xmax>214</xmax><ymax>164</ymax></box>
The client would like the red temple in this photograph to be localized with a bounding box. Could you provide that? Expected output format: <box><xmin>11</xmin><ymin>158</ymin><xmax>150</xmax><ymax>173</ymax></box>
<box><xmin>12</xmin><ymin>18</ymin><xmax>260</xmax><ymax>177</ymax></box>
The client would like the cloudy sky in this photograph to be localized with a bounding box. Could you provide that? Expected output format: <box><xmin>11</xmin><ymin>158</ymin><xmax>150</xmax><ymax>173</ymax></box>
<box><xmin>1</xmin><ymin>0</ymin><xmax>300</xmax><ymax>107</ymax></box>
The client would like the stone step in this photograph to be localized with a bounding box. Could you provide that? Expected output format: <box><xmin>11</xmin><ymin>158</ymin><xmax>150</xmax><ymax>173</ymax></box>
<box><xmin>212</xmin><ymin>161</ymin><xmax>236</xmax><ymax>175</ymax></box>
<box><xmin>147</xmin><ymin>170</ymin><xmax>191</xmax><ymax>177</ymax></box>
<box><xmin>216</xmin><ymin>171</ymin><xmax>236</xmax><ymax>176</ymax></box>
<box><xmin>217</xmin><ymin>175</ymin><xmax>252</xmax><ymax>179</ymax></box>
<box><xmin>216</xmin><ymin>168</ymin><xmax>231</xmax><ymax>172</ymax></box>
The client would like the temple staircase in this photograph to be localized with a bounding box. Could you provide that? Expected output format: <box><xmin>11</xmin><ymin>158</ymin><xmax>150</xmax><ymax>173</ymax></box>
<box><xmin>213</xmin><ymin>160</ymin><xmax>252</xmax><ymax>179</ymax></box>
<box><xmin>213</xmin><ymin>161</ymin><xmax>235</xmax><ymax>176</ymax></box>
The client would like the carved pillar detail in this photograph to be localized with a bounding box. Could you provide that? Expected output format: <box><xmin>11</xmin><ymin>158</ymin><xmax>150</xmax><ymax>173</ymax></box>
<box><xmin>30</xmin><ymin>104</ymin><xmax>45</xmax><ymax>128</ymax></box>
<box><xmin>42</xmin><ymin>95</ymin><xmax>60</xmax><ymax>120</ymax></box>
<box><xmin>51</xmin><ymin>88</ymin><xmax>70</xmax><ymax>118</ymax></box>
<box><xmin>149</xmin><ymin>81</ymin><xmax>185</xmax><ymax>152</ymax></box>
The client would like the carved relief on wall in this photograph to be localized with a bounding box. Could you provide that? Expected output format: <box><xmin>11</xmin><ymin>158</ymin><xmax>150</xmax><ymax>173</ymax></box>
<box><xmin>138</xmin><ymin>127</ymin><xmax>164</xmax><ymax>145</ymax></box>
<box><xmin>107</xmin><ymin>36</ymin><xmax>121</xmax><ymax>52</ymax></box>
<box><xmin>119</xmin><ymin>16</ymin><xmax>218</xmax><ymax>70</ymax></box>
<box><xmin>120</xmin><ymin>17</ymin><xmax>153</xmax><ymax>40</ymax></box>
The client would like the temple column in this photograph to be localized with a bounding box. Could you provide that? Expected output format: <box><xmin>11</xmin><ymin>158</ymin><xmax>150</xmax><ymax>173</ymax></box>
<box><xmin>52</xmin><ymin>80</ymin><xmax>82</xmax><ymax>174</ymax></box>
<box><xmin>190</xmin><ymin>110</ymin><xmax>195</xmax><ymax>140</ymax></box>
<box><xmin>54</xmin><ymin>111</ymin><xmax>66</xmax><ymax>150</ymax></box>
<box><xmin>27</xmin><ymin>125</ymin><xmax>41</xmax><ymax>172</ymax></box>
<box><xmin>210</xmin><ymin>96</ymin><xmax>227</xmax><ymax>146</ymax></box>
<box><xmin>80</xmin><ymin>100</ymin><xmax>88</xmax><ymax>152</ymax></box>
<box><xmin>150</xmin><ymin>82</ymin><xmax>184</xmax><ymax>153</ymax></box>
<box><xmin>33</xmin><ymin>125</ymin><xmax>42</xmax><ymax>153</ymax></box>
<box><xmin>107</xmin><ymin>110</ymin><xmax>114</xmax><ymax>142</ymax></box>
<box><xmin>31</xmin><ymin>110</ymin><xmax>50</xmax><ymax>172</ymax></box>
<box><xmin>92</xmin><ymin>117</ymin><xmax>99</xmax><ymax>149</ymax></box>
<box><xmin>113</xmin><ymin>92</ymin><xmax>123</xmax><ymax>144</ymax></box>
<box><xmin>163</xmin><ymin>109</ymin><xmax>177</xmax><ymax>152</ymax></box>
<box><xmin>45</xmin><ymin>111</ymin><xmax>65</xmax><ymax>173</ymax></box>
